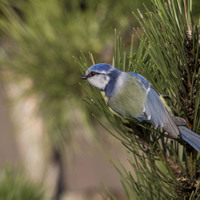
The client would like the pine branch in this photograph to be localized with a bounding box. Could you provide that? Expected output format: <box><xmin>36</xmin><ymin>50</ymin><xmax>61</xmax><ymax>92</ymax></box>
<box><xmin>78</xmin><ymin>0</ymin><xmax>200</xmax><ymax>199</ymax></box>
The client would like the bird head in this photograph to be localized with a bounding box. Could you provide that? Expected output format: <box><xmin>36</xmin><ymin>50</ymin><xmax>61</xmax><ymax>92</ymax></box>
<box><xmin>81</xmin><ymin>63</ymin><xmax>119</xmax><ymax>91</ymax></box>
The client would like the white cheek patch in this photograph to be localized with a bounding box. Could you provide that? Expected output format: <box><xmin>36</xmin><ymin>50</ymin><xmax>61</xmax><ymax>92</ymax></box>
<box><xmin>88</xmin><ymin>75</ymin><xmax>110</xmax><ymax>90</ymax></box>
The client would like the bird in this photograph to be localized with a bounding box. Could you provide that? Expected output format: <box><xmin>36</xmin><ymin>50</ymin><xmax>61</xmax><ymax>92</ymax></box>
<box><xmin>81</xmin><ymin>63</ymin><xmax>200</xmax><ymax>152</ymax></box>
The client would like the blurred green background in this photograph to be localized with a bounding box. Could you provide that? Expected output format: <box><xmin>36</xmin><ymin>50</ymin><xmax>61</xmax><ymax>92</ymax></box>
<box><xmin>0</xmin><ymin>0</ymin><xmax>199</xmax><ymax>199</ymax></box>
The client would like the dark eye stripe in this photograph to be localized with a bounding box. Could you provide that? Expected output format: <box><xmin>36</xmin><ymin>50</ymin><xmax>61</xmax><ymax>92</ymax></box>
<box><xmin>89</xmin><ymin>71</ymin><xmax>100</xmax><ymax>77</ymax></box>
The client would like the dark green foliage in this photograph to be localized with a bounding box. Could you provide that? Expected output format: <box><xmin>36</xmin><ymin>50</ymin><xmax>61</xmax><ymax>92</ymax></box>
<box><xmin>78</xmin><ymin>0</ymin><xmax>200</xmax><ymax>199</ymax></box>
<box><xmin>0</xmin><ymin>168</ymin><xmax>45</xmax><ymax>200</ymax></box>
<box><xmin>132</xmin><ymin>0</ymin><xmax>200</xmax><ymax>129</ymax></box>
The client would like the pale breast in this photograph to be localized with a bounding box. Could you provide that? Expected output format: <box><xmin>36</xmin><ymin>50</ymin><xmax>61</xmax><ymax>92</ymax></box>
<box><xmin>107</xmin><ymin>73</ymin><xmax>147</xmax><ymax>118</ymax></box>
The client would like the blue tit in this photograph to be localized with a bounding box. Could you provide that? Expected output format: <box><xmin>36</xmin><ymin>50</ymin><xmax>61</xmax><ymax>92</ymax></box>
<box><xmin>81</xmin><ymin>63</ymin><xmax>200</xmax><ymax>152</ymax></box>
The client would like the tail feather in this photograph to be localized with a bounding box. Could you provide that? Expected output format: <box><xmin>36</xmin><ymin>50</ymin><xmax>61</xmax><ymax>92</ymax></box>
<box><xmin>178</xmin><ymin>126</ymin><xmax>200</xmax><ymax>152</ymax></box>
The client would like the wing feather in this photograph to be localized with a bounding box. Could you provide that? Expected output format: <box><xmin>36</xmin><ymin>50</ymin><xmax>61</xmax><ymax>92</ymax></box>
<box><xmin>143</xmin><ymin>88</ymin><xmax>179</xmax><ymax>138</ymax></box>
<box><xmin>129</xmin><ymin>72</ymin><xmax>179</xmax><ymax>138</ymax></box>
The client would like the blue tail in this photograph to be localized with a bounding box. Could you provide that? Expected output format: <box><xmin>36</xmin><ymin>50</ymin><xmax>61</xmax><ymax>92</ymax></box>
<box><xmin>178</xmin><ymin>126</ymin><xmax>200</xmax><ymax>152</ymax></box>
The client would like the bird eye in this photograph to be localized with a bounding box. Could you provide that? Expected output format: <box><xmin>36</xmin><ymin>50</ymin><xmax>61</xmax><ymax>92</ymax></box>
<box><xmin>90</xmin><ymin>71</ymin><xmax>97</xmax><ymax>77</ymax></box>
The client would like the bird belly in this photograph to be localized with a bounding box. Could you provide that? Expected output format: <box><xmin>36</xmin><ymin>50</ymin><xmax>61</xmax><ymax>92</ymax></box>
<box><xmin>101</xmin><ymin>75</ymin><xmax>147</xmax><ymax>119</ymax></box>
<box><xmin>104</xmin><ymin>88</ymin><xmax>146</xmax><ymax>118</ymax></box>
<box><xmin>108</xmin><ymin>95</ymin><xmax>145</xmax><ymax>118</ymax></box>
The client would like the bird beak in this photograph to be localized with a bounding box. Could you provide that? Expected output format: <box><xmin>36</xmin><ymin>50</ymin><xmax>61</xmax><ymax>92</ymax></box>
<box><xmin>80</xmin><ymin>74</ymin><xmax>87</xmax><ymax>80</ymax></box>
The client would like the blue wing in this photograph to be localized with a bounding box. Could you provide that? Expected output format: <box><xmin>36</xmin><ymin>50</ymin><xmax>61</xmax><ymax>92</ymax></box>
<box><xmin>129</xmin><ymin>72</ymin><xmax>179</xmax><ymax>138</ymax></box>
